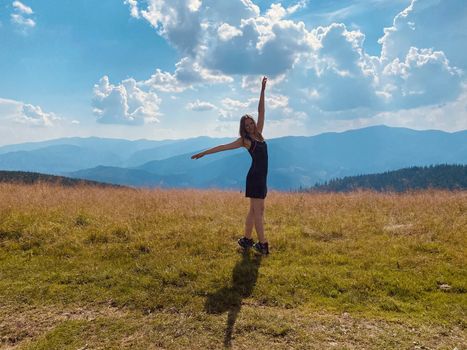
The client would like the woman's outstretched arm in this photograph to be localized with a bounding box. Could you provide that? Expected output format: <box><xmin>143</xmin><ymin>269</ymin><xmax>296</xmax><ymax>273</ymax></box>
<box><xmin>256</xmin><ymin>76</ymin><xmax>267</xmax><ymax>134</ymax></box>
<box><xmin>191</xmin><ymin>138</ymin><xmax>244</xmax><ymax>159</ymax></box>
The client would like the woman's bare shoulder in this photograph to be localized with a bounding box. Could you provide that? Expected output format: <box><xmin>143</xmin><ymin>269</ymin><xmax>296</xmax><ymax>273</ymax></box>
<box><xmin>241</xmin><ymin>137</ymin><xmax>251</xmax><ymax>149</ymax></box>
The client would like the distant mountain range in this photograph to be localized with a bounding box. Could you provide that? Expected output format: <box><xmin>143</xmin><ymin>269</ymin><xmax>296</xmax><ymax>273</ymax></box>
<box><xmin>308</xmin><ymin>164</ymin><xmax>467</xmax><ymax>192</ymax></box>
<box><xmin>0</xmin><ymin>125</ymin><xmax>466</xmax><ymax>190</ymax></box>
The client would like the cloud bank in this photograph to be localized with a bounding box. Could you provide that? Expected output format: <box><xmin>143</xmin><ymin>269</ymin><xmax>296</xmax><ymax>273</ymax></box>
<box><xmin>98</xmin><ymin>0</ymin><xmax>466</xmax><ymax>132</ymax></box>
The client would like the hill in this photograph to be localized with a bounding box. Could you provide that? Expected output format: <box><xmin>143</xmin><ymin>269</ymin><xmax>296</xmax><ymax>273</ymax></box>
<box><xmin>0</xmin><ymin>170</ymin><xmax>122</xmax><ymax>187</ymax></box>
<box><xmin>310</xmin><ymin>164</ymin><xmax>467</xmax><ymax>192</ymax></box>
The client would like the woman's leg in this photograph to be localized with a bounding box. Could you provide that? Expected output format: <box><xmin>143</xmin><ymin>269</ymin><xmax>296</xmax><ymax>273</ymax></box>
<box><xmin>252</xmin><ymin>198</ymin><xmax>267</xmax><ymax>243</ymax></box>
<box><xmin>244</xmin><ymin>199</ymin><xmax>255</xmax><ymax>239</ymax></box>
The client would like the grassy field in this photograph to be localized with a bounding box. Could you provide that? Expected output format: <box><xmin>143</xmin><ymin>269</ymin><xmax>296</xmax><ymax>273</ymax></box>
<box><xmin>0</xmin><ymin>183</ymin><xmax>465</xmax><ymax>349</ymax></box>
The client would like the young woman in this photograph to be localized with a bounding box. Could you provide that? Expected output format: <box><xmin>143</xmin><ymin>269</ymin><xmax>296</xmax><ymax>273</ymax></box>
<box><xmin>191</xmin><ymin>77</ymin><xmax>269</xmax><ymax>255</ymax></box>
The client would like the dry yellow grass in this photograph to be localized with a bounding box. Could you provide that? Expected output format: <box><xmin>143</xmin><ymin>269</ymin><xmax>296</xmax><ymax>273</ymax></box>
<box><xmin>0</xmin><ymin>183</ymin><xmax>466</xmax><ymax>349</ymax></box>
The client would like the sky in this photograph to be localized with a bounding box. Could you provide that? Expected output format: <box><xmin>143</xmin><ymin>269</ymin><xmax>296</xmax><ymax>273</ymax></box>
<box><xmin>0</xmin><ymin>0</ymin><xmax>466</xmax><ymax>146</ymax></box>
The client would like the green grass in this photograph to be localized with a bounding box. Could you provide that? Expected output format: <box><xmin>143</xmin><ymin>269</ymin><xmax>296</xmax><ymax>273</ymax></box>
<box><xmin>0</xmin><ymin>183</ymin><xmax>465</xmax><ymax>349</ymax></box>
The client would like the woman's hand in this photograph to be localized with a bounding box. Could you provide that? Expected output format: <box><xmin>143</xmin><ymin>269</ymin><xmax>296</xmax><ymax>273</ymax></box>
<box><xmin>191</xmin><ymin>152</ymin><xmax>205</xmax><ymax>159</ymax></box>
<box><xmin>261</xmin><ymin>76</ymin><xmax>267</xmax><ymax>90</ymax></box>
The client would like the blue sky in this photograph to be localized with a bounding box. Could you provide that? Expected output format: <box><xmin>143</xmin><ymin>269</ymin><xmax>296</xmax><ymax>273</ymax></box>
<box><xmin>0</xmin><ymin>0</ymin><xmax>466</xmax><ymax>145</ymax></box>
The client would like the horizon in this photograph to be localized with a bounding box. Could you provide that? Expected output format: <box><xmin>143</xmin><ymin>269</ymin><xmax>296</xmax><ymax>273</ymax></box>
<box><xmin>1</xmin><ymin>124</ymin><xmax>467</xmax><ymax>148</ymax></box>
<box><xmin>1</xmin><ymin>0</ymin><xmax>466</xmax><ymax>146</ymax></box>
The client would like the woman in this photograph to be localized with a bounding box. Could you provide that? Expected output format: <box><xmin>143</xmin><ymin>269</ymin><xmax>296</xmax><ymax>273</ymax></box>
<box><xmin>191</xmin><ymin>77</ymin><xmax>269</xmax><ymax>255</ymax></box>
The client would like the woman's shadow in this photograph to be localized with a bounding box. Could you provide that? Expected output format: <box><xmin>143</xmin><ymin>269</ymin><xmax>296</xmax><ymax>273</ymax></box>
<box><xmin>205</xmin><ymin>250</ymin><xmax>262</xmax><ymax>348</ymax></box>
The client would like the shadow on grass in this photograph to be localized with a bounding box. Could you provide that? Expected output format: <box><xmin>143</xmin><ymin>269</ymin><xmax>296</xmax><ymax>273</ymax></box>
<box><xmin>205</xmin><ymin>250</ymin><xmax>262</xmax><ymax>348</ymax></box>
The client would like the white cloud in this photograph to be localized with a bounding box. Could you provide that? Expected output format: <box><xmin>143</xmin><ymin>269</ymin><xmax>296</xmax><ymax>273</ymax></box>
<box><xmin>11</xmin><ymin>1</ymin><xmax>35</xmax><ymax>30</ymax></box>
<box><xmin>142</xmin><ymin>57</ymin><xmax>233</xmax><ymax>92</ymax></box>
<box><xmin>0</xmin><ymin>98</ymin><xmax>58</xmax><ymax>127</ymax></box>
<box><xmin>217</xmin><ymin>23</ymin><xmax>242</xmax><ymax>41</ymax></box>
<box><xmin>139</xmin><ymin>0</ymin><xmax>203</xmax><ymax>55</ymax></box>
<box><xmin>268</xmin><ymin>94</ymin><xmax>289</xmax><ymax>109</ymax></box>
<box><xmin>143</xmin><ymin>69</ymin><xmax>185</xmax><ymax>93</ymax></box>
<box><xmin>379</xmin><ymin>0</ymin><xmax>467</xmax><ymax>70</ymax></box>
<box><xmin>12</xmin><ymin>1</ymin><xmax>33</xmax><ymax>14</ymax></box>
<box><xmin>93</xmin><ymin>76</ymin><xmax>161</xmax><ymax>125</ymax></box>
<box><xmin>123</xmin><ymin>0</ymin><xmax>467</xmax><ymax>134</ymax></box>
<box><xmin>305</xmin><ymin>23</ymin><xmax>379</xmax><ymax>111</ymax></box>
<box><xmin>286</xmin><ymin>0</ymin><xmax>308</xmax><ymax>15</ymax></box>
<box><xmin>124</xmin><ymin>0</ymin><xmax>139</xmax><ymax>18</ymax></box>
<box><xmin>382</xmin><ymin>47</ymin><xmax>463</xmax><ymax>108</ymax></box>
<box><xmin>133</xmin><ymin>1</ymin><xmax>316</xmax><ymax>77</ymax></box>
<box><xmin>11</xmin><ymin>14</ymin><xmax>35</xmax><ymax>27</ymax></box>
<box><xmin>186</xmin><ymin>99</ymin><xmax>216</xmax><ymax>111</ymax></box>
<box><xmin>318</xmin><ymin>85</ymin><xmax>467</xmax><ymax>133</ymax></box>
<box><xmin>222</xmin><ymin>98</ymin><xmax>250</xmax><ymax>110</ymax></box>
<box><xmin>204</xmin><ymin>14</ymin><xmax>316</xmax><ymax>76</ymax></box>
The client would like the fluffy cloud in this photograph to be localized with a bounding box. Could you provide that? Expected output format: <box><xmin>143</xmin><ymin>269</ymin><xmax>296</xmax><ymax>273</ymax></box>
<box><xmin>303</xmin><ymin>13</ymin><xmax>463</xmax><ymax>111</ymax></box>
<box><xmin>217</xmin><ymin>23</ymin><xmax>242</xmax><ymax>41</ymax></box>
<box><xmin>306</xmin><ymin>23</ymin><xmax>379</xmax><ymax>111</ymax></box>
<box><xmin>135</xmin><ymin>0</ymin><xmax>203</xmax><ymax>56</ymax></box>
<box><xmin>382</xmin><ymin>47</ymin><xmax>463</xmax><ymax>108</ymax></box>
<box><xmin>11</xmin><ymin>1</ymin><xmax>35</xmax><ymax>29</ymax></box>
<box><xmin>186</xmin><ymin>99</ymin><xmax>216</xmax><ymax>111</ymax></box>
<box><xmin>204</xmin><ymin>13</ymin><xmax>315</xmax><ymax>76</ymax></box>
<box><xmin>133</xmin><ymin>0</ymin><xmax>314</xmax><ymax>76</ymax></box>
<box><xmin>123</xmin><ymin>0</ymin><xmax>466</xmax><ymax>132</ymax></box>
<box><xmin>379</xmin><ymin>0</ymin><xmax>467</xmax><ymax>70</ymax></box>
<box><xmin>0</xmin><ymin>98</ymin><xmax>58</xmax><ymax>126</ymax></box>
<box><xmin>142</xmin><ymin>57</ymin><xmax>233</xmax><ymax>92</ymax></box>
<box><xmin>93</xmin><ymin>76</ymin><xmax>161</xmax><ymax>125</ymax></box>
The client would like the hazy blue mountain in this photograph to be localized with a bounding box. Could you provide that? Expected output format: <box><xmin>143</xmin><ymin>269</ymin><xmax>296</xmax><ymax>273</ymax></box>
<box><xmin>0</xmin><ymin>136</ymin><xmax>173</xmax><ymax>157</ymax></box>
<box><xmin>0</xmin><ymin>145</ymin><xmax>122</xmax><ymax>174</ymax></box>
<box><xmin>2</xmin><ymin>126</ymin><xmax>466</xmax><ymax>190</ymax></box>
<box><xmin>0</xmin><ymin>136</ymin><xmax>238</xmax><ymax>171</ymax></box>
<box><xmin>67</xmin><ymin>126</ymin><xmax>467</xmax><ymax>190</ymax></box>
<box><xmin>126</xmin><ymin>136</ymin><xmax>234</xmax><ymax>166</ymax></box>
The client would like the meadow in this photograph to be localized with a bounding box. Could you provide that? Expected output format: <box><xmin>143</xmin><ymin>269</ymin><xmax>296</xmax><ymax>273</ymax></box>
<box><xmin>0</xmin><ymin>183</ymin><xmax>465</xmax><ymax>349</ymax></box>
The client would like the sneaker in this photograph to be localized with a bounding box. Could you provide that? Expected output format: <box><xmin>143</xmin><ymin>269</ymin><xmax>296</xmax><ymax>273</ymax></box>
<box><xmin>253</xmin><ymin>242</ymin><xmax>269</xmax><ymax>255</ymax></box>
<box><xmin>237</xmin><ymin>237</ymin><xmax>254</xmax><ymax>249</ymax></box>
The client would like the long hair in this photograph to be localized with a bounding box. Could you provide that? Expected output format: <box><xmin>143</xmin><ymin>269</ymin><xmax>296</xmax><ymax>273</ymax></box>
<box><xmin>239</xmin><ymin>114</ymin><xmax>264</xmax><ymax>142</ymax></box>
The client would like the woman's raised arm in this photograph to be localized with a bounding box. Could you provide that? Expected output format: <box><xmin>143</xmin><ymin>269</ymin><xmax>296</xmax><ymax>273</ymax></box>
<box><xmin>191</xmin><ymin>138</ymin><xmax>244</xmax><ymax>159</ymax></box>
<box><xmin>257</xmin><ymin>76</ymin><xmax>267</xmax><ymax>134</ymax></box>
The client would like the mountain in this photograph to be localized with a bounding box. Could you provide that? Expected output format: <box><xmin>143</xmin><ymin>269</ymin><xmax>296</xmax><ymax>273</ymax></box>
<box><xmin>308</xmin><ymin>164</ymin><xmax>467</xmax><ymax>192</ymax></box>
<box><xmin>0</xmin><ymin>136</ymin><xmax>173</xmax><ymax>157</ymax></box>
<box><xmin>0</xmin><ymin>145</ymin><xmax>122</xmax><ymax>174</ymax></box>
<box><xmin>126</xmin><ymin>136</ymin><xmax>234</xmax><ymax>166</ymax></box>
<box><xmin>1</xmin><ymin>126</ymin><xmax>466</xmax><ymax>190</ymax></box>
<box><xmin>0</xmin><ymin>136</ymin><xmax>235</xmax><ymax>173</ymax></box>
<box><xmin>66</xmin><ymin>126</ymin><xmax>467</xmax><ymax>190</ymax></box>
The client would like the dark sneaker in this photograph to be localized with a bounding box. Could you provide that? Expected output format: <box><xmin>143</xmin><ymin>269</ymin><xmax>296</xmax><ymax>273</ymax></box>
<box><xmin>253</xmin><ymin>242</ymin><xmax>269</xmax><ymax>255</ymax></box>
<box><xmin>238</xmin><ymin>237</ymin><xmax>254</xmax><ymax>249</ymax></box>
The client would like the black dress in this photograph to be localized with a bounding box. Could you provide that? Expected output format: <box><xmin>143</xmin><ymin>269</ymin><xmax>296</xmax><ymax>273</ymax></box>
<box><xmin>245</xmin><ymin>135</ymin><xmax>268</xmax><ymax>199</ymax></box>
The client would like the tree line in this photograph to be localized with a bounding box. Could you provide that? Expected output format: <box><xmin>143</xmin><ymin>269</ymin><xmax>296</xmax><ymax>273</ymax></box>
<box><xmin>308</xmin><ymin>164</ymin><xmax>467</xmax><ymax>192</ymax></box>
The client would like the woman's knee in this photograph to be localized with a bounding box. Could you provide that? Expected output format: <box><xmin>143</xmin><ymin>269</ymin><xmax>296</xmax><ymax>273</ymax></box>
<box><xmin>253</xmin><ymin>200</ymin><xmax>265</xmax><ymax>215</ymax></box>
